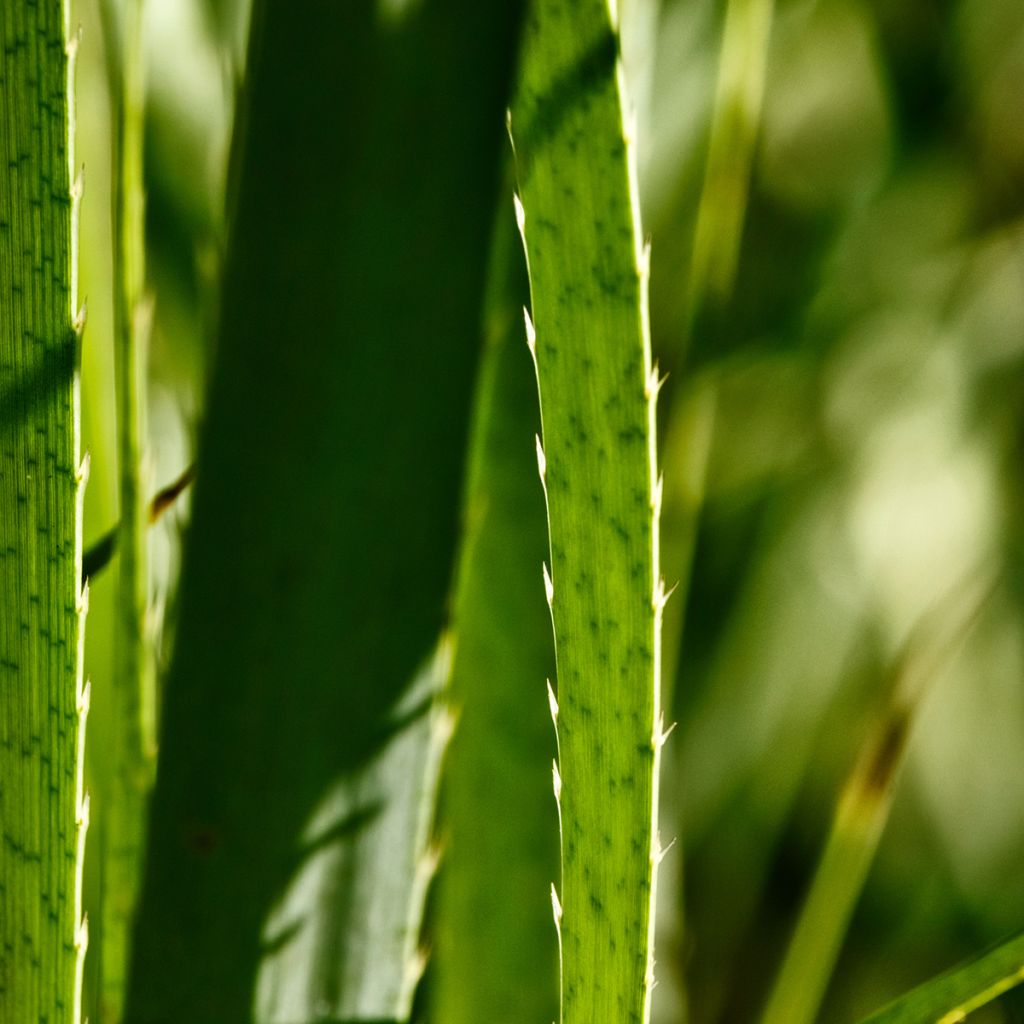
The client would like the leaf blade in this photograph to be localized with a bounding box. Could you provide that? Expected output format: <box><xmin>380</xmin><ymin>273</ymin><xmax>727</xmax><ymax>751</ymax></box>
<box><xmin>511</xmin><ymin>4</ymin><xmax>663</xmax><ymax>1021</ymax></box>
<box><xmin>859</xmin><ymin>932</ymin><xmax>1024</xmax><ymax>1024</ymax></box>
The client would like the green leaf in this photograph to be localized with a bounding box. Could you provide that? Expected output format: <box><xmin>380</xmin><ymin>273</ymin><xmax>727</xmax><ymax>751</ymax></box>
<box><xmin>686</xmin><ymin>0</ymin><xmax>776</xmax><ymax>324</ymax></box>
<box><xmin>0</xmin><ymin>2</ymin><xmax>86</xmax><ymax>1022</ymax></box>
<box><xmin>122</xmin><ymin>1</ymin><xmax>524</xmax><ymax>1021</ymax></box>
<box><xmin>858</xmin><ymin>932</ymin><xmax>1024</xmax><ymax>1024</ymax></box>
<box><xmin>432</xmin><ymin>194</ymin><xmax>559</xmax><ymax>1024</ymax></box>
<box><xmin>101</xmin><ymin>0</ymin><xmax>156</xmax><ymax>1016</ymax></box>
<box><xmin>510</xmin><ymin>3</ymin><xmax>664</xmax><ymax>1022</ymax></box>
<box><xmin>761</xmin><ymin>578</ymin><xmax>994</xmax><ymax>1024</ymax></box>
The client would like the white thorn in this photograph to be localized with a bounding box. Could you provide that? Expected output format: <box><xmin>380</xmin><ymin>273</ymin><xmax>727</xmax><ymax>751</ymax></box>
<box><xmin>645</xmin><ymin>361</ymin><xmax>666</xmax><ymax>401</ymax></box>
<box><xmin>550</xmin><ymin>884</ymin><xmax>562</xmax><ymax>924</ymax></box>
<box><xmin>654</xmin><ymin>835</ymin><xmax>676</xmax><ymax>865</ymax></box>
<box><xmin>77</xmin><ymin>579</ymin><xmax>89</xmax><ymax>617</ymax></box>
<box><xmin>513</xmin><ymin>193</ymin><xmax>526</xmax><ymax>238</ymax></box>
<box><xmin>420</xmin><ymin>840</ymin><xmax>444</xmax><ymax>882</ymax></box>
<box><xmin>76</xmin><ymin>449</ymin><xmax>90</xmax><ymax>486</ymax></box>
<box><xmin>543</xmin><ymin>562</ymin><xmax>554</xmax><ymax>607</ymax></box>
<box><xmin>76</xmin><ymin>678</ymin><xmax>91</xmax><ymax>716</ymax></box>
<box><xmin>535</xmin><ymin>434</ymin><xmax>546</xmax><ymax>482</ymax></box>
<box><xmin>624</xmin><ymin>106</ymin><xmax>638</xmax><ymax>147</ymax></box>
<box><xmin>638</xmin><ymin>239</ymin><xmax>651</xmax><ymax>280</ymax></box>
<box><xmin>75</xmin><ymin>913</ymin><xmax>89</xmax><ymax>953</ymax></box>
<box><xmin>432</xmin><ymin>703</ymin><xmax>459</xmax><ymax>751</ymax></box>
<box><xmin>552</xmin><ymin>760</ymin><xmax>562</xmax><ymax>802</ymax></box>
<box><xmin>77</xmin><ymin>790</ymin><xmax>90</xmax><ymax>829</ymax></box>
<box><xmin>657</xmin><ymin>717</ymin><xmax>677</xmax><ymax>748</ymax></box>
<box><xmin>653</xmin><ymin>578</ymin><xmax>679</xmax><ymax>613</ymax></box>
<box><xmin>523</xmin><ymin>306</ymin><xmax>536</xmax><ymax>355</ymax></box>
<box><xmin>70</xmin><ymin>164</ymin><xmax>84</xmax><ymax>200</ymax></box>
<box><xmin>652</xmin><ymin>473</ymin><xmax>664</xmax><ymax>516</ymax></box>
<box><xmin>405</xmin><ymin>945</ymin><xmax>430</xmax><ymax>990</ymax></box>
<box><xmin>546</xmin><ymin>679</ymin><xmax>559</xmax><ymax>724</ymax></box>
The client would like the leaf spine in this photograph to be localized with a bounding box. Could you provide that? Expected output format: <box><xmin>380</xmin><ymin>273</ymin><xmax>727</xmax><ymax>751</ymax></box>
<box><xmin>76</xmin><ymin>450</ymin><xmax>90</xmax><ymax>487</ymax></box>
<box><xmin>513</xmin><ymin>192</ymin><xmax>527</xmax><ymax>239</ymax></box>
<box><xmin>652</xmin><ymin>473</ymin><xmax>664</xmax><ymax>517</ymax></box>
<box><xmin>523</xmin><ymin>306</ymin><xmax>537</xmax><ymax>357</ymax></box>
<box><xmin>656</xmin><ymin>716</ymin><xmax>677</xmax><ymax>748</ymax></box>
<box><xmin>546</xmin><ymin>679</ymin><xmax>559</xmax><ymax>725</ymax></box>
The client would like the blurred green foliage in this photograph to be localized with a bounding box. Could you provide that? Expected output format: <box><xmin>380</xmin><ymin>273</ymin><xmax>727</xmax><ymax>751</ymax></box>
<box><xmin>67</xmin><ymin>0</ymin><xmax>1024</xmax><ymax>1019</ymax></box>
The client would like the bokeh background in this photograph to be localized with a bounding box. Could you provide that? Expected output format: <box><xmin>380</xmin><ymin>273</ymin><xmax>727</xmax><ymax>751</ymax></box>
<box><xmin>73</xmin><ymin>0</ymin><xmax>1024</xmax><ymax>1020</ymax></box>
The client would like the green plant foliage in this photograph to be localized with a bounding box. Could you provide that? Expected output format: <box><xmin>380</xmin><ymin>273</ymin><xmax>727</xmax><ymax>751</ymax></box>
<box><xmin>686</xmin><ymin>0</ymin><xmax>775</xmax><ymax>326</ymax></box>
<box><xmin>432</xmin><ymin>197</ymin><xmax>559</xmax><ymax>1024</ymax></box>
<box><xmin>0</xmin><ymin>2</ymin><xmax>86</xmax><ymax>1021</ymax></box>
<box><xmin>101</xmin><ymin>0</ymin><xmax>155</xmax><ymax>1016</ymax></box>
<box><xmin>761</xmin><ymin>580</ymin><xmax>994</xmax><ymax>1024</ymax></box>
<box><xmin>858</xmin><ymin>933</ymin><xmax>1024</xmax><ymax>1024</ymax></box>
<box><xmin>120</xmin><ymin>0</ymin><xmax>524</xmax><ymax>1021</ymax></box>
<box><xmin>510</xmin><ymin>3</ymin><xmax>664</xmax><ymax>1021</ymax></box>
<box><xmin>6</xmin><ymin>0</ymin><xmax>1024</xmax><ymax>1020</ymax></box>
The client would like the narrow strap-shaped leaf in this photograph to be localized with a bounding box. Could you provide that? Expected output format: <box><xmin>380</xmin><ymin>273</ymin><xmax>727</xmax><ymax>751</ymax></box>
<box><xmin>686</xmin><ymin>0</ymin><xmax>776</xmax><ymax>324</ymax></box>
<box><xmin>122</xmin><ymin>1</ymin><xmax>524</xmax><ymax>1021</ymax></box>
<box><xmin>102</xmin><ymin>0</ymin><xmax>155</xmax><ymax>1017</ymax></box>
<box><xmin>432</xmin><ymin>196</ymin><xmax>559</xmax><ymax>1024</ymax></box>
<box><xmin>761</xmin><ymin>577</ymin><xmax>994</xmax><ymax>1024</ymax></box>
<box><xmin>0</xmin><ymin>1</ymin><xmax>86</xmax><ymax>1021</ymax></box>
<box><xmin>858</xmin><ymin>932</ymin><xmax>1024</xmax><ymax>1024</ymax></box>
<box><xmin>510</xmin><ymin>4</ymin><xmax>664</xmax><ymax>1022</ymax></box>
